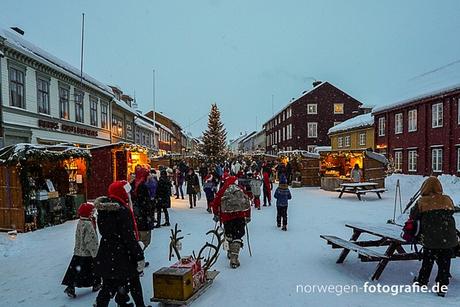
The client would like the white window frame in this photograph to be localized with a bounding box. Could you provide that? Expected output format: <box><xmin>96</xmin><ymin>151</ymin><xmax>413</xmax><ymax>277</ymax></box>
<box><xmin>338</xmin><ymin>137</ymin><xmax>343</xmax><ymax>148</ymax></box>
<box><xmin>307</xmin><ymin>122</ymin><xmax>317</xmax><ymax>138</ymax></box>
<box><xmin>334</xmin><ymin>103</ymin><xmax>344</xmax><ymax>114</ymax></box>
<box><xmin>408</xmin><ymin>150</ymin><xmax>417</xmax><ymax>172</ymax></box>
<box><xmin>307</xmin><ymin>104</ymin><xmax>317</xmax><ymax>115</ymax></box>
<box><xmin>408</xmin><ymin>109</ymin><xmax>417</xmax><ymax>132</ymax></box>
<box><xmin>432</xmin><ymin>102</ymin><xmax>443</xmax><ymax>128</ymax></box>
<box><xmin>344</xmin><ymin>135</ymin><xmax>351</xmax><ymax>147</ymax></box>
<box><xmin>378</xmin><ymin>117</ymin><xmax>386</xmax><ymax>136</ymax></box>
<box><xmin>359</xmin><ymin>133</ymin><xmax>366</xmax><ymax>146</ymax></box>
<box><xmin>432</xmin><ymin>148</ymin><xmax>443</xmax><ymax>173</ymax></box>
<box><xmin>394</xmin><ymin>151</ymin><xmax>403</xmax><ymax>172</ymax></box>
<box><xmin>307</xmin><ymin>145</ymin><xmax>316</xmax><ymax>152</ymax></box>
<box><xmin>395</xmin><ymin>113</ymin><xmax>403</xmax><ymax>134</ymax></box>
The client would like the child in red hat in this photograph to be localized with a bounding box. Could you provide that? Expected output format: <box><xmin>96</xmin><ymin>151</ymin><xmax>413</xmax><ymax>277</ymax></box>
<box><xmin>62</xmin><ymin>202</ymin><xmax>101</xmax><ymax>298</ymax></box>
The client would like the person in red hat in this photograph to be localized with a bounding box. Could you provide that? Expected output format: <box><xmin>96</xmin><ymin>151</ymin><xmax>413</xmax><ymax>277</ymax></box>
<box><xmin>94</xmin><ymin>180</ymin><xmax>147</xmax><ymax>307</ymax></box>
<box><xmin>62</xmin><ymin>202</ymin><xmax>101</xmax><ymax>298</ymax></box>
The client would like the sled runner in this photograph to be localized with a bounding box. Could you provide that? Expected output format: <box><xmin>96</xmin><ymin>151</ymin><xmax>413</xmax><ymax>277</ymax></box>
<box><xmin>151</xmin><ymin>270</ymin><xmax>219</xmax><ymax>306</ymax></box>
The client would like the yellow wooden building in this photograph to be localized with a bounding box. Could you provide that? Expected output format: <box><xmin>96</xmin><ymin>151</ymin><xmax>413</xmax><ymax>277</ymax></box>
<box><xmin>328</xmin><ymin>113</ymin><xmax>374</xmax><ymax>151</ymax></box>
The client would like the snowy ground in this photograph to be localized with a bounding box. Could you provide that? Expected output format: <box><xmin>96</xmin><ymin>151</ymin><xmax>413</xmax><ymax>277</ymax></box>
<box><xmin>2</xmin><ymin>174</ymin><xmax>460</xmax><ymax>307</ymax></box>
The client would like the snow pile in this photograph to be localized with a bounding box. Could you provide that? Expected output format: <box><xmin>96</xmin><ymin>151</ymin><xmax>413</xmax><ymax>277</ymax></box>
<box><xmin>328</xmin><ymin>113</ymin><xmax>374</xmax><ymax>135</ymax></box>
<box><xmin>374</xmin><ymin>60</ymin><xmax>460</xmax><ymax>113</ymax></box>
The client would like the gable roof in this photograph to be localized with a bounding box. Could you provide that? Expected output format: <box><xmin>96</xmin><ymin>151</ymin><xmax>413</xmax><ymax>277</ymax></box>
<box><xmin>328</xmin><ymin>113</ymin><xmax>374</xmax><ymax>135</ymax></box>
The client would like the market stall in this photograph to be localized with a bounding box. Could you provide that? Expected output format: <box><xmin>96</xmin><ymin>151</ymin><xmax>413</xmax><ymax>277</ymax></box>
<box><xmin>320</xmin><ymin>150</ymin><xmax>387</xmax><ymax>191</ymax></box>
<box><xmin>278</xmin><ymin>150</ymin><xmax>320</xmax><ymax>187</ymax></box>
<box><xmin>87</xmin><ymin>142</ymin><xmax>152</xmax><ymax>200</ymax></box>
<box><xmin>0</xmin><ymin>144</ymin><xmax>90</xmax><ymax>232</ymax></box>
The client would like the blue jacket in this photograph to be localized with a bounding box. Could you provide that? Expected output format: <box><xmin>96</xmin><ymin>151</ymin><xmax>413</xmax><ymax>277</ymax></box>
<box><xmin>274</xmin><ymin>185</ymin><xmax>292</xmax><ymax>207</ymax></box>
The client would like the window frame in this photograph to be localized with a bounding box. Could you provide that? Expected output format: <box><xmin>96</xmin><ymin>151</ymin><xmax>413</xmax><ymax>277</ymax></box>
<box><xmin>408</xmin><ymin>150</ymin><xmax>417</xmax><ymax>172</ymax></box>
<box><xmin>90</xmin><ymin>96</ymin><xmax>98</xmax><ymax>127</ymax></box>
<box><xmin>359</xmin><ymin>132</ymin><xmax>366</xmax><ymax>146</ymax></box>
<box><xmin>408</xmin><ymin>109</ymin><xmax>417</xmax><ymax>132</ymax></box>
<box><xmin>101</xmin><ymin>102</ymin><xmax>108</xmax><ymax>129</ymax></box>
<box><xmin>432</xmin><ymin>148</ymin><xmax>443</xmax><ymax>173</ymax></box>
<box><xmin>36</xmin><ymin>75</ymin><xmax>50</xmax><ymax>115</ymax></box>
<box><xmin>395</xmin><ymin>113</ymin><xmax>403</xmax><ymax>134</ymax></box>
<box><xmin>394</xmin><ymin>151</ymin><xmax>403</xmax><ymax>172</ymax></box>
<box><xmin>59</xmin><ymin>85</ymin><xmax>70</xmax><ymax>120</ymax></box>
<box><xmin>74</xmin><ymin>90</ymin><xmax>84</xmax><ymax>123</ymax></box>
<box><xmin>337</xmin><ymin>136</ymin><xmax>343</xmax><ymax>148</ymax></box>
<box><xmin>307</xmin><ymin>122</ymin><xmax>318</xmax><ymax>138</ymax></box>
<box><xmin>307</xmin><ymin>104</ymin><xmax>317</xmax><ymax>115</ymax></box>
<box><xmin>432</xmin><ymin>102</ymin><xmax>443</xmax><ymax>128</ymax></box>
<box><xmin>334</xmin><ymin>103</ymin><xmax>344</xmax><ymax>114</ymax></box>
<box><xmin>378</xmin><ymin>117</ymin><xmax>386</xmax><ymax>137</ymax></box>
<box><xmin>9</xmin><ymin>65</ymin><xmax>26</xmax><ymax>108</ymax></box>
<box><xmin>344</xmin><ymin>135</ymin><xmax>351</xmax><ymax>147</ymax></box>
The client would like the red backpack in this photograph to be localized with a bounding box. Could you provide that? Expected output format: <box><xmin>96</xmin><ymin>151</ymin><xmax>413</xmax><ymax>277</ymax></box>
<box><xmin>402</xmin><ymin>218</ymin><xmax>420</xmax><ymax>243</ymax></box>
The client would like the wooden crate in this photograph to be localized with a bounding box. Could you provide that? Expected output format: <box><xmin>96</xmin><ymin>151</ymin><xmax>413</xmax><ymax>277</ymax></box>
<box><xmin>153</xmin><ymin>267</ymin><xmax>194</xmax><ymax>301</ymax></box>
<box><xmin>299</xmin><ymin>158</ymin><xmax>320</xmax><ymax>186</ymax></box>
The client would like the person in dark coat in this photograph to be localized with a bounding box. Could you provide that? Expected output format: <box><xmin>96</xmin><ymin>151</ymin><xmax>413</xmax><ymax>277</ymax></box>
<box><xmin>94</xmin><ymin>180</ymin><xmax>146</xmax><ymax>307</ymax></box>
<box><xmin>274</xmin><ymin>175</ymin><xmax>292</xmax><ymax>231</ymax></box>
<box><xmin>62</xmin><ymin>203</ymin><xmax>101</xmax><ymax>298</ymax></box>
<box><xmin>199</xmin><ymin>163</ymin><xmax>209</xmax><ymax>184</ymax></box>
<box><xmin>174</xmin><ymin>167</ymin><xmax>185</xmax><ymax>199</ymax></box>
<box><xmin>203</xmin><ymin>174</ymin><xmax>218</xmax><ymax>213</ymax></box>
<box><xmin>185</xmin><ymin>168</ymin><xmax>200</xmax><ymax>208</ymax></box>
<box><xmin>411</xmin><ymin>177</ymin><xmax>458</xmax><ymax>297</ymax></box>
<box><xmin>155</xmin><ymin>170</ymin><xmax>172</xmax><ymax>227</ymax></box>
<box><xmin>132</xmin><ymin>167</ymin><xmax>155</xmax><ymax>267</ymax></box>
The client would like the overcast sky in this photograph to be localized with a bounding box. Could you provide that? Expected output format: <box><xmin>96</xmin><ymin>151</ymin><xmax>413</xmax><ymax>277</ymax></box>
<box><xmin>1</xmin><ymin>0</ymin><xmax>460</xmax><ymax>139</ymax></box>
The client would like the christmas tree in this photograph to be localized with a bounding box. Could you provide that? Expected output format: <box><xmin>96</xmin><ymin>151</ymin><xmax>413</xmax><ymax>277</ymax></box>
<box><xmin>201</xmin><ymin>104</ymin><xmax>227</xmax><ymax>163</ymax></box>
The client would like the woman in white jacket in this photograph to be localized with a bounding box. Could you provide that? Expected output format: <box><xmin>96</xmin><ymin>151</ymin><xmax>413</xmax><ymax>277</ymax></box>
<box><xmin>61</xmin><ymin>203</ymin><xmax>101</xmax><ymax>298</ymax></box>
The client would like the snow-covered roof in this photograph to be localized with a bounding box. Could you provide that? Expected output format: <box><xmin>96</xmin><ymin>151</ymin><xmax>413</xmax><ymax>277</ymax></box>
<box><xmin>365</xmin><ymin>150</ymin><xmax>388</xmax><ymax>165</ymax></box>
<box><xmin>134</xmin><ymin>118</ymin><xmax>156</xmax><ymax>133</ymax></box>
<box><xmin>0</xmin><ymin>27</ymin><xmax>113</xmax><ymax>98</ymax></box>
<box><xmin>278</xmin><ymin>150</ymin><xmax>320</xmax><ymax>159</ymax></box>
<box><xmin>328</xmin><ymin>113</ymin><xmax>374</xmax><ymax>135</ymax></box>
<box><xmin>156</xmin><ymin>121</ymin><xmax>173</xmax><ymax>135</ymax></box>
<box><xmin>314</xmin><ymin>146</ymin><xmax>332</xmax><ymax>153</ymax></box>
<box><xmin>112</xmin><ymin>98</ymin><xmax>137</xmax><ymax>115</ymax></box>
<box><xmin>374</xmin><ymin>60</ymin><xmax>460</xmax><ymax>113</ymax></box>
<box><xmin>264</xmin><ymin>82</ymin><xmax>326</xmax><ymax>125</ymax></box>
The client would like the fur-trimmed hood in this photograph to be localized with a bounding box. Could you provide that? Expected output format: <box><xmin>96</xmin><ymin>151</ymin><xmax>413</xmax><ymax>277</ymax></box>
<box><xmin>94</xmin><ymin>196</ymin><xmax>123</xmax><ymax>211</ymax></box>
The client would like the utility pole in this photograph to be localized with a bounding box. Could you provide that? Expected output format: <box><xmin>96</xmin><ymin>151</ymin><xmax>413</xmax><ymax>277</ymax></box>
<box><xmin>80</xmin><ymin>13</ymin><xmax>85</xmax><ymax>88</ymax></box>
<box><xmin>152</xmin><ymin>69</ymin><xmax>156</xmax><ymax>123</ymax></box>
<box><xmin>271</xmin><ymin>94</ymin><xmax>274</xmax><ymax>117</ymax></box>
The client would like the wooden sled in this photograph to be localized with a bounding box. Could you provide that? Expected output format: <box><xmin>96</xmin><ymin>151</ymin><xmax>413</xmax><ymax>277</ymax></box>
<box><xmin>151</xmin><ymin>270</ymin><xmax>219</xmax><ymax>306</ymax></box>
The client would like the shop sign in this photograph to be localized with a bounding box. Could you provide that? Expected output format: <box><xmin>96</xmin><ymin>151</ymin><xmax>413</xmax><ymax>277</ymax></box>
<box><xmin>38</xmin><ymin>119</ymin><xmax>98</xmax><ymax>137</ymax></box>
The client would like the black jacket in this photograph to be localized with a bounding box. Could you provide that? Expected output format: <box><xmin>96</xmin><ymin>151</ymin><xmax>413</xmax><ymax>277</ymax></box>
<box><xmin>186</xmin><ymin>173</ymin><xmax>200</xmax><ymax>194</ymax></box>
<box><xmin>94</xmin><ymin>197</ymin><xmax>144</xmax><ymax>279</ymax></box>
<box><xmin>156</xmin><ymin>177</ymin><xmax>172</xmax><ymax>208</ymax></box>
<box><xmin>133</xmin><ymin>184</ymin><xmax>155</xmax><ymax>231</ymax></box>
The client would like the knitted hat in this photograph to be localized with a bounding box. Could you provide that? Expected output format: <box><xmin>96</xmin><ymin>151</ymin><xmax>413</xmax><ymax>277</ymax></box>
<box><xmin>279</xmin><ymin>175</ymin><xmax>287</xmax><ymax>184</ymax></box>
<box><xmin>108</xmin><ymin>180</ymin><xmax>131</xmax><ymax>205</ymax></box>
<box><xmin>78</xmin><ymin>202</ymin><xmax>95</xmax><ymax>218</ymax></box>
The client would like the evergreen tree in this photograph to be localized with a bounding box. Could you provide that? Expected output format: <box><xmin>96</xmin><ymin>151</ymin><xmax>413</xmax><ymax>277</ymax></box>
<box><xmin>201</xmin><ymin>104</ymin><xmax>227</xmax><ymax>163</ymax></box>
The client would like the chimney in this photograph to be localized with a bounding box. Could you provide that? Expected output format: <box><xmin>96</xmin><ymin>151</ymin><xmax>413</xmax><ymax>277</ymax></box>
<box><xmin>312</xmin><ymin>80</ymin><xmax>322</xmax><ymax>87</ymax></box>
<box><xmin>10</xmin><ymin>27</ymin><xmax>24</xmax><ymax>35</ymax></box>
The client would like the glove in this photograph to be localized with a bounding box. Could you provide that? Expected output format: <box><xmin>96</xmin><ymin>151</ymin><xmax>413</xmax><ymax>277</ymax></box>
<box><xmin>137</xmin><ymin>259</ymin><xmax>145</xmax><ymax>273</ymax></box>
<box><xmin>213</xmin><ymin>215</ymin><xmax>219</xmax><ymax>222</ymax></box>
<box><xmin>245</xmin><ymin>216</ymin><xmax>251</xmax><ymax>223</ymax></box>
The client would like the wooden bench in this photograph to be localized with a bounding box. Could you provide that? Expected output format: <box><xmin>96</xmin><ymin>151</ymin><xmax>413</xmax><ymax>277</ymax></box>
<box><xmin>320</xmin><ymin>235</ymin><xmax>388</xmax><ymax>262</ymax></box>
<box><xmin>355</xmin><ymin>188</ymin><xmax>386</xmax><ymax>199</ymax></box>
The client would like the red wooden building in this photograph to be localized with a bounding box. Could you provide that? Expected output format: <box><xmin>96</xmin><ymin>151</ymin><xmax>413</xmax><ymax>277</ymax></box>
<box><xmin>373</xmin><ymin>61</ymin><xmax>460</xmax><ymax>176</ymax></box>
<box><xmin>263</xmin><ymin>81</ymin><xmax>368</xmax><ymax>154</ymax></box>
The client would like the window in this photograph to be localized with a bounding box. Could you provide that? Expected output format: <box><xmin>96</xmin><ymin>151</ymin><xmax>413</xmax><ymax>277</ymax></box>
<box><xmin>408</xmin><ymin>150</ymin><xmax>417</xmax><ymax>172</ymax></box>
<box><xmin>432</xmin><ymin>148</ymin><xmax>443</xmax><ymax>172</ymax></box>
<box><xmin>307</xmin><ymin>145</ymin><xmax>316</xmax><ymax>152</ymax></box>
<box><xmin>432</xmin><ymin>103</ymin><xmax>443</xmax><ymax>128</ymax></box>
<box><xmin>307</xmin><ymin>104</ymin><xmax>317</xmax><ymax>114</ymax></box>
<box><xmin>334</xmin><ymin>103</ymin><xmax>344</xmax><ymax>114</ymax></box>
<box><xmin>74</xmin><ymin>90</ymin><xmax>84</xmax><ymax>123</ymax></box>
<box><xmin>408</xmin><ymin>109</ymin><xmax>417</xmax><ymax>132</ymax></box>
<box><xmin>112</xmin><ymin>115</ymin><xmax>124</xmax><ymax>137</ymax></box>
<box><xmin>345</xmin><ymin>135</ymin><xmax>351</xmax><ymax>147</ymax></box>
<box><xmin>90</xmin><ymin>97</ymin><xmax>98</xmax><ymax>126</ymax></box>
<box><xmin>307</xmin><ymin>122</ymin><xmax>317</xmax><ymax>138</ymax></box>
<box><xmin>338</xmin><ymin>137</ymin><xmax>343</xmax><ymax>148</ymax></box>
<box><xmin>9</xmin><ymin>66</ymin><xmax>25</xmax><ymax>108</ymax></box>
<box><xmin>394</xmin><ymin>151</ymin><xmax>403</xmax><ymax>172</ymax></box>
<box><xmin>378</xmin><ymin>117</ymin><xmax>386</xmax><ymax>136</ymax></box>
<box><xmin>359</xmin><ymin>133</ymin><xmax>366</xmax><ymax>146</ymax></box>
<box><xmin>37</xmin><ymin>77</ymin><xmax>50</xmax><ymax>114</ymax></box>
<box><xmin>395</xmin><ymin>113</ymin><xmax>403</xmax><ymax>134</ymax></box>
<box><xmin>101</xmin><ymin>102</ymin><xmax>108</xmax><ymax>129</ymax></box>
<box><xmin>59</xmin><ymin>87</ymin><xmax>70</xmax><ymax>119</ymax></box>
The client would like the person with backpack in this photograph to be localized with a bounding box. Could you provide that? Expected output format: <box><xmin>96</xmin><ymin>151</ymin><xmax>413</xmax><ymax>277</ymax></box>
<box><xmin>410</xmin><ymin>177</ymin><xmax>458</xmax><ymax>297</ymax></box>
<box><xmin>155</xmin><ymin>170</ymin><xmax>172</xmax><ymax>227</ymax></box>
<box><xmin>274</xmin><ymin>175</ymin><xmax>292</xmax><ymax>231</ymax></box>
<box><xmin>185</xmin><ymin>168</ymin><xmax>200</xmax><ymax>209</ymax></box>
<box><xmin>62</xmin><ymin>203</ymin><xmax>101</xmax><ymax>298</ymax></box>
<box><xmin>250</xmin><ymin>172</ymin><xmax>263</xmax><ymax>210</ymax></box>
<box><xmin>212</xmin><ymin>176</ymin><xmax>251</xmax><ymax>268</ymax></box>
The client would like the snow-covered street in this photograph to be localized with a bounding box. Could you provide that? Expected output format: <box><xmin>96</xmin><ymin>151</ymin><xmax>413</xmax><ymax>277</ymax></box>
<box><xmin>2</xmin><ymin>175</ymin><xmax>460</xmax><ymax>307</ymax></box>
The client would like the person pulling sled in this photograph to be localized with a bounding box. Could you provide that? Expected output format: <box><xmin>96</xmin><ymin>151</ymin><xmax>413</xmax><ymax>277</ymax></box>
<box><xmin>212</xmin><ymin>176</ymin><xmax>251</xmax><ymax>268</ymax></box>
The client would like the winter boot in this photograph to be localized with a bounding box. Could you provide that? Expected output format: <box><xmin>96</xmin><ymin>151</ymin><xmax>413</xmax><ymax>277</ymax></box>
<box><xmin>229</xmin><ymin>239</ymin><xmax>243</xmax><ymax>269</ymax></box>
<box><xmin>64</xmin><ymin>286</ymin><xmax>76</xmax><ymax>298</ymax></box>
<box><xmin>282</xmin><ymin>225</ymin><xmax>287</xmax><ymax>231</ymax></box>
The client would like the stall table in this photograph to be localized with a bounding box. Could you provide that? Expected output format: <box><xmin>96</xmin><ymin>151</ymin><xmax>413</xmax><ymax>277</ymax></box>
<box><xmin>335</xmin><ymin>182</ymin><xmax>385</xmax><ymax>200</ymax></box>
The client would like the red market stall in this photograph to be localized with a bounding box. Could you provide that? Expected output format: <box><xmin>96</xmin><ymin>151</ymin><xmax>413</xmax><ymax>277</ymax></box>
<box><xmin>87</xmin><ymin>142</ymin><xmax>152</xmax><ymax>200</ymax></box>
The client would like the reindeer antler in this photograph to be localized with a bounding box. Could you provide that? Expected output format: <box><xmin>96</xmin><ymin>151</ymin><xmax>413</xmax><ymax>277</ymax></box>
<box><xmin>197</xmin><ymin>228</ymin><xmax>224</xmax><ymax>271</ymax></box>
<box><xmin>169</xmin><ymin>224</ymin><xmax>184</xmax><ymax>261</ymax></box>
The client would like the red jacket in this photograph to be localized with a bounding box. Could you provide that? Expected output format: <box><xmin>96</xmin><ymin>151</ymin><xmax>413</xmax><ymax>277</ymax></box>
<box><xmin>263</xmin><ymin>172</ymin><xmax>271</xmax><ymax>192</ymax></box>
<box><xmin>212</xmin><ymin>176</ymin><xmax>250</xmax><ymax>223</ymax></box>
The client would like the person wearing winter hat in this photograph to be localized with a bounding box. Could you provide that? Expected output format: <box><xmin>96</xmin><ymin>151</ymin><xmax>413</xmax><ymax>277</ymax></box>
<box><xmin>155</xmin><ymin>170</ymin><xmax>172</xmax><ymax>227</ymax></box>
<box><xmin>203</xmin><ymin>174</ymin><xmax>218</xmax><ymax>213</ymax></box>
<box><xmin>94</xmin><ymin>181</ymin><xmax>147</xmax><ymax>307</ymax></box>
<box><xmin>62</xmin><ymin>203</ymin><xmax>101</xmax><ymax>298</ymax></box>
<box><xmin>274</xmin><ymin>175</ymin><xmax>292</xmax><ymax>231</ymax></box>
<box><xmin>249</xmin><ymin>172</ymin><xmax>263</xmax><ymax>210</ymax></box>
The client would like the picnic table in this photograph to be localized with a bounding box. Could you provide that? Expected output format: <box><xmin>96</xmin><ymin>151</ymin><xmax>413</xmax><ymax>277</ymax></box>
<box><xmin>335</xmin><ymin>182</ymin><xmax>386</xmax><ymax>200</ymax></box>
<box><xmin>320</xmin><ymin>223</ymin><xmax>420</xmax><ymax>280</ymax></box>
